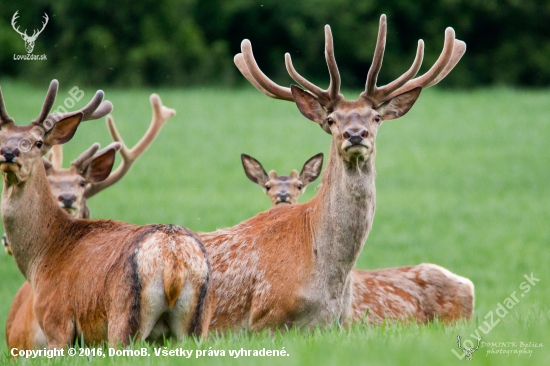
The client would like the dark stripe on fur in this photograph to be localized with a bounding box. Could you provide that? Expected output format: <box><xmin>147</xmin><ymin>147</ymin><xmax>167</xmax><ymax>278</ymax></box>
<box><xmin>126</xmin><ymin>225</ymin><xmax>159</xmax><ymax>339</ymax></box>
<box><xmin>183</xmin><ymin>227</ymin><xmax>211</xmax><ymax>335</ymax></box>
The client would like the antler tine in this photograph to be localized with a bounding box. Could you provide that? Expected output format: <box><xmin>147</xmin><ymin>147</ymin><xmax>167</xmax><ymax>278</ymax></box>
<box><xmin>424</xmin><ymin>40</ymin><xmax>466</xmax><ymax>87</ymax></box>
<box><xmin>234</xmin><ymin>54</ymin><xmax>280</xmax><ymax>99</ymax></box>
<box><xmin>240</xmin><ymin>40</ymin><xmax>294</xmax><ymax>101</ymax></box>
<box><xmin>79</xmin><ymin>90</ymin><xmax>113</xmax><ymax>121</ymax></box>
<box><xmin>284</xmin><ymin>25</ymin><xmax>342</xmax><ymax>107</ymax></box>
<box><xmin>33</xmin><ymin>79</ymin><xmax>59</xmax><ymax>125</ymax></box>
<box><xmin>0</xmin><ymin>86</ymin><xmax>14</xmax><ymax>126</ymax></box>
<box><xmin>370</xmin><ymin>39</ymin><xmax>424</xmax><ymax>102</ymax></box>
<box><xmin>364</xmin><ymin>14</ymin><xmax>387</xmax><ymax>99</ymax></box>
<box><xmin>383</xmin><ymin>27</ymin><xmax>459</xmax><ymax>101</ymax></box>
<box><xmin>85</xmin><ymin>94</ymin><xmax>174</xmax><ymax>198</ymax></box>
<box><xmin>37</xmin><ymin>85</ymin><xmax>112</xmax><ymax>131</ymax></box>
<box><xmin>325</xmin><ymin>25</ymin><xmax>341</xmax><ymax>101</ymax></box>
<box><xmin>71</xmin><ymin>143</ymin><xmax>100</xmax><ymax>172</ymax></box>
<box><xmin>127</xmin><ymin>93</ymin><xmax>174</xmax><ymax>159</ymax></box>
<box><xmin>285</xmin><ymin>53</ymin><xmax>328</xmax><ymax>103</ymax></box>
<box><xmin>50</xmin><ymin>144</ymin><xmax>63</xmax><ymax>170</ymax></box>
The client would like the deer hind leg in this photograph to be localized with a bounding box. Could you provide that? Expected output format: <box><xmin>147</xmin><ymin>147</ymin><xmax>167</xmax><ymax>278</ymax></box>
<box><xmin>39</xmin><ymin>313</ymin><xmax>76</xmax><ymax>349</ymax></box>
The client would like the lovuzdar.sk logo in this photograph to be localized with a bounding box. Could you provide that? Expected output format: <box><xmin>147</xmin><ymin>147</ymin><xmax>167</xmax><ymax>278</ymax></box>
<box><xmin>11</xmin><ymin>10</ymin><xmax>48</xmax><ymax>61</ymax></box>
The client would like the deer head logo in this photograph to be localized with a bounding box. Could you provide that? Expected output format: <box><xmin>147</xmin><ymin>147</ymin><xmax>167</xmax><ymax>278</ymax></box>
<box><xmin>11</xmin><ymin>11</ymin><xmax>48</xmax><ymax>54</ymax></box>
<box><xmin>457</xmin><ymin>336</ymin><xmax>482</xmax><ymax>361</ymax></box>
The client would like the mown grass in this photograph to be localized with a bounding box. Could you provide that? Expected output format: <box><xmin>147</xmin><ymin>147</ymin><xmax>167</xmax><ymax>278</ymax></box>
<box><xmin>0</xmin><ymin>81</ymin><xmax>548</xmax><ymax>365</ymax></box>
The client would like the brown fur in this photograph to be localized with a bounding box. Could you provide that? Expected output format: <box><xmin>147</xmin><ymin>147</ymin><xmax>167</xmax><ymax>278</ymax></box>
<box><xmin>351</xmin><ymin>264</ymin><xmax>474</xmax><ymax>324</ymax></box>
<box><xmin>4</xmin><ymin>93</ymin><xmax>176</xmax><ymax>351</ymax></box>
<box><xmin>1</xmin><ymin>84</ymin><xmax>211</xmax><ymax>349</ymax></box>
<box><xmin>203</xmin><ymin>19</ymin><xmax>467</xmax><ymax>331</ymax></box>
<box><xmin>245</xmin><ymin>159</ymin><xmax>475</xmax><ymax>324</ymax></box>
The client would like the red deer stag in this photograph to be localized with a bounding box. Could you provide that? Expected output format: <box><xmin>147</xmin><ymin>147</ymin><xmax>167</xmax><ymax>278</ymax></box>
<box><xmin>198</xmin><ymin>15</ymin><xmax>468</xmax><ymax>331</ymax></box>
<box><xmin>0</xmin><ymin>81</ymin><xmax>212</xmax><ymax>348</ymax></box>
<box><xmin>5</xmin><ymin>95</ymin><xmax>175</xmax><ymax>350</ymax></box>
<box><xmin>241</xmin><ymin>156</ymin><xmax>473</xmax><ymax>323</ymax></box>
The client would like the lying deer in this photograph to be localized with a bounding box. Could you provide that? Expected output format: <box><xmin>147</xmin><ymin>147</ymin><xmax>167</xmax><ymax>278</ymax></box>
<box><xmin>241</xmin><ymin>153</ymin><xmax>323</xmax><ymax>205</ymax></box>
<box><xmin>241</xmin><ymin>154</ymin><xmax>473</xmax><ymax>323</ymax></box>
<box><xmin>0</xmin><ymin>81</ymin><xmax>213</xmax><ymax>348</ymax></box>
<box><xmin>199</xmin><ymin>15</ymin><xmax>470</xmax><ymax>331</ymax></box>
<box><xmin>5</xmin><ymin>94</ymin><xmax>175</xmax><ymax>350</ymax></box>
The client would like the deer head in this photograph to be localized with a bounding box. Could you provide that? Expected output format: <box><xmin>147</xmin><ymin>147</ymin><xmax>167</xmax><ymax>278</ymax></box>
<box><xmin>11</xmin><ymin>11</ymin><xmax>48</xmax><ymax>54</ymax></box>
<box><xmin>42</xmin><ymin>143</ymin><xmax>120</xmax><ymax>218</ymax></box>
<box><xmin>234</xmin><ymin>15</ymin><xmax>466</xmax><ymax>168</ymax></box>
<box><xmin>41</xmin><ymin>93</ymin><xmax>174</xmax><ymax>217</ymax></box>
<box><xmin>0</xmin><ymin>79</ymin><xmax>112</xmax><ymax>187</ymax></box>
<box><xmin>241</xmin><ymin>153</ymin><xmax>323</xmax><ymax>205</ymax></box>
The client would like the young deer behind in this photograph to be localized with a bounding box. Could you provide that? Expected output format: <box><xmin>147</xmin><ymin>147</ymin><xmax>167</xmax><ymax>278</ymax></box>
<box><xmin>242</xmin><ymin>156</ymin><xmax>474</xmax><ymax>323</ymax></box>
<box><xmin>0</xmin><ymin>81</ymin><xmax>213</xmax><ymax>348</ymax></box>
<box><xmin>241</xmin><ymin>153</ymin><xmax>323</xmax><ymax>205</ymax></box>
<box><xmin>198</xmin><ymin>14</ymin><xmax>467</xmax><ymax>331</ymax></box>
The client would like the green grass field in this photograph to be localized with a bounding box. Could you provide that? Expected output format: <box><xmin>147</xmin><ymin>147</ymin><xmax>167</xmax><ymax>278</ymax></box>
<box><xmin>0</xmin><ymin>81</ymin><xmax>548</xmax><ymax>365</ymax></box>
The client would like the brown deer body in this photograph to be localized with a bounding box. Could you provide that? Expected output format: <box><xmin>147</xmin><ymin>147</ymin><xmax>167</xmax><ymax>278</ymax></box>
<box><xmin>351</xmin><ymin>264</ymin><xmax>474</xmax><ymax>324</ymax></box>
<box><xmin>199</xmin><ymin>15</ymin><xmax>467</xmax><ymax>331</ymax></box>
<box><xmin>5</xmin><ymin>95</ymin><xmax>175</xmax><ymax>350</ymax></box>
<box><xmin>242</xmin><ymin>155</ymin><xmax>474</xmax><ymax>323</ymax></box>
<box><xmin>1</xmin><ymin>82</ymin><xmax>212</xmax><ymax>348</ymax></box>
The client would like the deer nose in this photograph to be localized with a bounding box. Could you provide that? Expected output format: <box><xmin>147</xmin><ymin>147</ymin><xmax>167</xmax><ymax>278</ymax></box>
<box><xmin>343</xmin><ymin>129</ymin><xmax>369</xmax><ymax>145</ymax></box>
<box><xmin>1</xmin><ymin>147</ymin><xmax>20</xmax><ymax>163</ymax></box>
<box><xmin>279</xmin><ymin>192</ymin><xmax>290</xmax><ymax>202</ymax></box>
<box><xmin>58</xmin><ymin>194</ymin><xmax>76</xmax><ymax>208</ymax></box>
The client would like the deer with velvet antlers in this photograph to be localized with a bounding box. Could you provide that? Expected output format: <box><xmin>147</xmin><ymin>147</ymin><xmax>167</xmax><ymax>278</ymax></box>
<box><xmin>241</xmin><ymin>155</ymin><xmax>474</xmax><ymax>323</ymax></box>
<box><xmin>4</xmin><ymin>94</ymin><xmax>175</xmax><ymax>350</ymax></box>
<box><xmin>198</xmin><ymin>14</ymin><xmax>469</xmax><ymax>331</ymax></box>
<box><xmin>0</xmin><ymin>81</ymin><xmax>213</xmax><ymax>348</ymax></box>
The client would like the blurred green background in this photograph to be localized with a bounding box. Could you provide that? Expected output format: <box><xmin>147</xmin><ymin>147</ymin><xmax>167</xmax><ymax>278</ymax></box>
<box><xmin>1</xmin><ymin>0</ymin><xmax>550</xmax><ymax>88</ymax></box>
<box><xmin>1</xmin><ymin>1</ymin><xmax>549</xmax><ymax>365</ymax></box>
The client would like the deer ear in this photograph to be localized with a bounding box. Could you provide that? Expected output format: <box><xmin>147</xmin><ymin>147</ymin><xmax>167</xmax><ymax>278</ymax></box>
<box><xmin>299</xmin><ymin>153</ymin><xmax>323</xmax><ymax>185</ymax></box>
<box><xmin>291</xmin><ymin>85</ymin><xmax>327</xmax><ymax>124</ymax></box>
<box><xmin>376</xmin><ymin>87</ymin><xmax>422</xmax><ymax>121</ymax></box>
<box><xmin>42</xmin><ymin>157</ymin><xmax>53</xmax><ymax>172</ymax></box>
<box><xmin>43</xmin><ymin>113</ymin><xmax>83</xmax><ymax>146</ymax></box>
<box><xmin>83</xmin><ymin>146</ymin><xmax>117</xmax><ymax>183</ymax></box>
<box><xmin>241</xmin><ymin>154</ymin><xmax>269</xmax><ymax>186</ymax></box>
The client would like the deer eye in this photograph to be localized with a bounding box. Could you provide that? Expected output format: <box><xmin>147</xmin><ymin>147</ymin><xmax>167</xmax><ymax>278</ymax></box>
<box><xmin>79</xmin><ymin>180</ymin><xmax>86</xmax><ymax>187</ymax></box>
<box><xmin>265</xmin><ymin>185</ymin><xmax>271</xmax><ymax>191</ymax></box>
<box><xmin>297</xmin><ymin>184</ymin><xmax>303</xmax><ymax>190</ymax></box>
<box><xmin>327</xmin><ymin>117</ymin><xmax>334</xmax><ymax>125</ymax></box>
<box><xmin>374</xmin><ymin>115</ymin><xmax>381</xmax><ymax>122</ymax></box>
<box><xmin>35</xmin><ymin>141</ymin><xmax>43</xmax><ymax>148</ymax></box>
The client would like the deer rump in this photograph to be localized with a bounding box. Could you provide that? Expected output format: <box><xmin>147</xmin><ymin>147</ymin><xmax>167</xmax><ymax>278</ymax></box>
<box><xmin>27</xmin><ymin>221</ymin><xmax>210</xmax><ymax>345</ymax></box>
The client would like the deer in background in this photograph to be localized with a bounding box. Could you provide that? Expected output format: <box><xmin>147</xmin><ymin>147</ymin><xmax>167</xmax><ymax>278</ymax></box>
<box><xmin>2</xmin><ymin>94</ymin><xmax>174</xmax><ymax>254</ymax></box>
<box><xmin>0</xmin><ymin>80</ymin><xmax>213</xmax><ymax>348</ymax></box>
<box><xmin>198</xmin><ymin>14</ymin><xmax>468</xmax><ymax>331</ymax></box>
<box><xmin>241</xmin><ymin>153</ymin><xmax>323</xmax><ymax>205</ymax></box>
<box><xmin>45</xmin><ymin>93</ymin><xmax>175</xmax><ymax>218</ymax></box>
<box><xmin>11</xmin><ymin>11</ymin><xmax>48</xmax><ymax>54</ymax></box>
<box><xmin>4</xmin><ymin>94</ymin><xmax>175</xmax><ymax>350</ymax></box>
<box><xmin>241</xmin><ymin>156</ymin><xmax>474</xmax><ymax>323</ymax></box>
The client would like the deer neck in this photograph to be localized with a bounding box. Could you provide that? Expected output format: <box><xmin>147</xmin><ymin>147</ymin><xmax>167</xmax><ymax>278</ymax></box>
<box><xmin>1</xmin><ymin>161</ymin><xmax>72</xmax><ymax>279</ymax></box>
<box><xmin>312</xmin><ymin>141</ymin><xmax>376</xmax><ymax>293</ymax></box>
